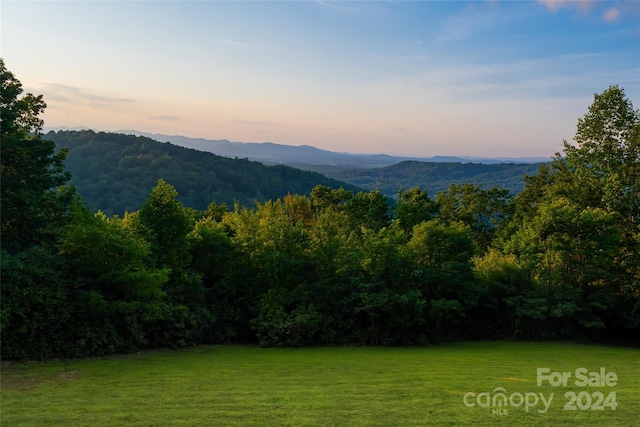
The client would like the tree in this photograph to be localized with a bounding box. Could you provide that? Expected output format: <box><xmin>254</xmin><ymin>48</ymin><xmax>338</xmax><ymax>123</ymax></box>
<box><xmin>436</xmin><ymin>183</ymin><xmax>513</xmax><ymax>250</ymax></box>
<box><xmin>503</xmin><ymin>197</ymin><xmax>621</xmax><ymax>338</ymax></box>
<box><xmin>310</xmin><ymin>185</ymin><xmax>352</xmax><ymax>212</ymax></box>
<box><xmin>188</xmin><ymin>215</ymin><xmax>242</xmax><ymax>343</ymax></box>
<box><xmin>550</xmin><ymin>86</ymin><xmax>639</xmax><ymax>334</ymax></box>
<box><xmin>0</xmin><ymin>60</ymin><xmax>79</xmax><ymax>359</ymax></box>
<box><xmin>1</xmin><ymin>246</ymin><xmax>74</xmax><ymax>359</ymax></box>
<box><xmin>58</xmin><ymin>204</ymin><xmax>168</xmax><ymax>302</ymax></box>
<box><xmin>404</xmin><ymin>219</ymin><xmax>479</xmax><ymax>341</ymax></box>
<box><xmin>552</xmin><ymin>85</ymin><xmax>639</xmax><ymax>220</ymax></box>
<box><xmin>56</xmin><ymin>203</ymin><xmax>170</xmax><ymax>353</ymax></box>
<box><xmin>133</xmin><ymin>180</ymin><xmax>207</xmax><ymax>346</ymax></box>
<box><xmin>1</xmin><ymin>59</ymin><xmax>73</xmax><ymax>253</ymax></box>
<box><xmin>224</xmin><ymin>199</ymin><xmax>321</xmax><ymax>347</ymax></box>
<box><xmin>353</xmin><ymin>226</ymin><xmax>420</xmax><ymax>345</ymax></box>
<box><xmin>135</xmin><ymin>179</ymin><xmax>191</xmax><ymax>269</ymax></box>
<box><xmin>1</xmin><ymin>60</ymin><xmax>44</xmax><ymax>137</ymax></box>
<box><xmin>345</xmin><ymin>189</ymin><xmax>390</xmax><ymax>232</ymax></box>
<box><xmin>394</xmin><ymin>187</ymin><xmax>438</xmax><ymax>234</ymax></box>
<box><xmin>502</xmin><ymin>85</ymin><xmax>639</xmax><ymax>340</ymax></box>
<box><xmin>472</xmin><ymin>249</ymin><xmax>540</xmax><ymax>338</ymax></box>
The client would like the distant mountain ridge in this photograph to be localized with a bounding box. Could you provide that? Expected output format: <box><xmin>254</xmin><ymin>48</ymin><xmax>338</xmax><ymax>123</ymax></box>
<box><xmin>45</xmin><ymin>128</ymin><xmax>547</xmax><ymax>208</ymax></box>
<box><xmin>116</xmin><ymin>130</ymin><xmax>551</xmax><ymax>167</ymax></box>
<box><xmin>45</xmin><ymin>127</ymin><xmax>551</xmax><ymax>166</ymax></box>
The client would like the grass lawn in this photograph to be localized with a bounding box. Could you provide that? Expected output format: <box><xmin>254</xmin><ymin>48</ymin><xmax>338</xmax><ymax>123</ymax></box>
<box><xmin>1</xmin><ymin>341</ymin><xmax>638</xmax><ymax>426</ymax></box>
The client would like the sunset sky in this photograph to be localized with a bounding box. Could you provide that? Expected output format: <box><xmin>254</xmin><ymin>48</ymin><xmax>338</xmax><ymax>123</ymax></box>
<box><xmin>2</xmin><ymin>1</ymin><xmax>639</xmax><ymax>157</ymax></box>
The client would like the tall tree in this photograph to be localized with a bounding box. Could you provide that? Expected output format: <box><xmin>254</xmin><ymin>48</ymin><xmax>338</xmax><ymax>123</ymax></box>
<box><xmin>133</xmin><ymin>179</ymin><xmax>207</xmax><ymax>346</ymax></box>
<box><xmin>1</xmin><ymin>59</ymin><xmax>73</xmax><ymax>253</ymax></box>
<box><xmin>505</xmin><ymin>85</ymin><xmax>640</xmax><ymax>339</ymax></box>
<box><xmin>552</xmin><ymin>85</ymin><xmax>639</xmax><ymax>222</ymax></box>
<box><xmin>551</xmin><ymin>86</ymin><xmax>639</xmax><ymax>332</ymax></box>
<box><xmin>135</xmin><ymin>179</ymin><xmax>191</xmax><ymax>269</ymax></box>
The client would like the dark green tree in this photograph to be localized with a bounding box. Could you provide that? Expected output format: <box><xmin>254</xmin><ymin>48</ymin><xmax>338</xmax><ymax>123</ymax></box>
<box><xmin>133</xmin><ymin>179</ymin><xmax>206</xmax><ymax>346</ymax></box>
<box><xmin>56</xmin><ymin>203</ymin><xmax>170</xmax><ymax>353</ymax></box>
<box><xmin>1</xmin><ymin>59</ymin><xmax>73</xmax><ymax>253</ymax></box>
<box><xmin>404</xmin><ymin>219</ymin><xmax>478</xmax><ymax>341</ymax></box>
<box><xmin>551</xmin><ymin>86</ymin><xmax>638</xmax><ymax>334</ymax></box>
<box><xmin>135</xmin><ymin>179</ymin><xmax>191</xmax><ymax>269</ymax></box>
<box><xmin>188</xmin><ymin>215</ymin><xmax>244</xmax><ymax>343</ymax></box>
<box><xmin>1</xmin><ymin>246</ymin><xmax>74</xmax><ymax>359</ymax></box>
<box><xmin>0</xmin><ymin>60</ymin><xmax>79</xmax><ymax>359</ymax></box>
<box><xmin>472</xmin><ymin>249</ymin><xmax>541</xmax><ymax>338</ymax></box>
<box><xmin>505</xmin><ymin>85</ymin><xmax>639</xmax><ymax>340</ymax></box>
<box><xmin>504</xmin><ymin>197</ymin><xmax>621</xmax><ymax>338</ymax></box>
<box><xmin>58</xmin><ymin>204</ymin><xmax>169</xmax><ymax>302</ymax></box>
<box><xmin>310</xmin><ymin>185</ymin><xmax>352</xmax><ymax>212</ymax></box>
<box><xmin>394</xmin><ymin>187</ymin><xmax>438</xmax><ymax>234</ymax></box>
<box><xmin>345</xmin><ymin>189</ymin><xmax>390</xmax><ymax>232</ymax></box>
<box><xmin>436</xmin><ymin>183</ymin><xmax>513</xmax><ymax>250</ymax></box>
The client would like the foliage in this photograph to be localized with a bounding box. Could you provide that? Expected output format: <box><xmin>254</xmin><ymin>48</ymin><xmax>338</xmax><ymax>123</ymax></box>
<box><xmin>1</xmin><ymin>59</ymin><xmax>74</xmax><ymax>253</ymax></box>
<box><xmin>436</xmin><ymin>183</ymin><xmax>514</xmax><ymax>249</ymax></box>
<box><xmin>393</xmin><ymin>187</ymin><xmax>438</xmax><ymax>234</ymax></box>
<box><xmin>2</xmin><ymin>59</ymin><xmax>638</xmax><ymax>359</ymax></box>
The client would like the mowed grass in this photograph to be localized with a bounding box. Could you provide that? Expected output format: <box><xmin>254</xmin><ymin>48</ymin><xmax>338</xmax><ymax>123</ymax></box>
<box><xmin>1</xmin><ymin>341</ymin><xmax>638</xmax><ymax>426</ymax></box>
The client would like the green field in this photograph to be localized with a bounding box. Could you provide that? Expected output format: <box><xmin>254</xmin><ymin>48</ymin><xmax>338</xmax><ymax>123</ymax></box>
<box><xmin>1</xmin><ymin>342</ymin><xmax>638</xmax><ymax>426</ymax></box>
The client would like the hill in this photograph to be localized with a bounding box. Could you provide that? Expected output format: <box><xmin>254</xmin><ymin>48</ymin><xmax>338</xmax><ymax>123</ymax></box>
<box><xmin>117</xmin><ymin>130</ymin><xmax>550</xmax><ymax>167</ymax></box>
<box><xmin>300</xmin><ymin>160</ymin><xmax>545</xmax><ymax>197</ymax></box>
<box><xmin>46</xmin><ymin>130</ymin><xmax>361</xmax><ymax>216</ymax></box>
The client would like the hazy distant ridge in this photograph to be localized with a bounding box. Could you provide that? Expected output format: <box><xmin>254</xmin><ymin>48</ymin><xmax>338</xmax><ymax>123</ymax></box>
<box><xmin>117</xmin><ymin>130</ymin><xmax>551</xmax><ymax>167</ymax></box>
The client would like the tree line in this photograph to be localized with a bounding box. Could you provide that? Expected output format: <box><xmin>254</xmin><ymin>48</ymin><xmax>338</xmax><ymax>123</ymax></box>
<box><xmin>2</xmin><ymin>59</ymin><xmax>638</xmax><ymax>360</ymax></box>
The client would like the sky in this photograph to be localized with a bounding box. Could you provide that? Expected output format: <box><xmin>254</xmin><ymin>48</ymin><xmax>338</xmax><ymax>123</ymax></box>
<box><xmin>2</xmin><ymin>1</ymin><xmax>639</xmax><ymax>158</ymax></box>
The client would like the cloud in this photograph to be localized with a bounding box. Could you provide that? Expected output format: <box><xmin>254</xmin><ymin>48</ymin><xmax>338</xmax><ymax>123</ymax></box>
<box><xmin>38</xmin><ymin>83</ymin><xmax>135</xmax><ymax>105</ymax></box>
<box><xmin>365</xmin><ymin>49</ymin><xmax>636</xmax><ymax>112</ymax></box>
<box><xmin>537</xmin><ymin>0</ymin><xmax>594</xmax><ymax>13</ymax></box>
<box><xmin>602</xmin><ymin>7</ymin><xmax>620</xmax><ymax>23</ymax></box>
<box><xmin>537</xmin><ymin>0</ymin><xmax>639</xmax><ymax>22</ymax></box>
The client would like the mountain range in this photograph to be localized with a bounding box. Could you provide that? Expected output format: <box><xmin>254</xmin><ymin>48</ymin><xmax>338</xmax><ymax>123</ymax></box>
<box><xmin>45</xmin><ymin>128</ymin><xmax>547</xmax><ymax>212</ymax></box>
<box><xmin>45</xmin><ymin>127</ymin><xmax>550</xmax><ymax>167</ymax></box>
<box><xmin>122</xmin><ymin>130</ymin><xmax>552</xmax><ymax>167</ymax></box>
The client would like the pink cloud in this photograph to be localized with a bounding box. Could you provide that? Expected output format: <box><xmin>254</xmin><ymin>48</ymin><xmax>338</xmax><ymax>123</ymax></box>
<box><xmin>537</xmin><ymin>0</ymin><xmax>594</xmax><ymax>13</ymax></box>
<box><xmin>602</xmin><ymin>7</ymin><xmax>620</xmax><ymax>23</ymax></box>
<box><xmin>537</xmin><ymin>0</ymin><xmax>639</xmax><ymax>23</ymax></box>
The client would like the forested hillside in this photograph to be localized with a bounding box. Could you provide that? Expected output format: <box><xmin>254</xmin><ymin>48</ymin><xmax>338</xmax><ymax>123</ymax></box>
<box><xmin>299</xmin><ymin>160</ymin><xmax>544</xmax><ymax>197</ymax></box>
<box><xmin>46</xmin><ymin>130</ymin><xmax>361</xmax><ymax>215</ymax></box>
<box><xmin>2</xmin><ymin>60</ymin><xmax>638</xmax><ymax>360</ymax></box>
<box><xmin>49</xmin><ymin>128</ymin><xmax>544</xmax><ymax>215</ymax></box>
